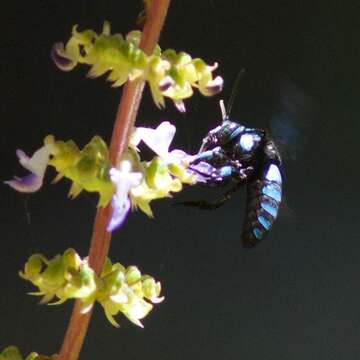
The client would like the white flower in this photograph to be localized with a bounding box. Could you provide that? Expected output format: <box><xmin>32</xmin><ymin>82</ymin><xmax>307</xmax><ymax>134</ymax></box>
<box><xmin>5</xmin><ymin>143</ymin><xmax>55</xmax><ymax>192</ymax></box>
<box><xmin>131</xmin><ymin>121</ymin><xmax>191</xmax><ymax>165</ymax></box>
<box><xmin>107</xmin><ymin>160</ymin><xmax>142</xmax><ymax>232</ymax></box>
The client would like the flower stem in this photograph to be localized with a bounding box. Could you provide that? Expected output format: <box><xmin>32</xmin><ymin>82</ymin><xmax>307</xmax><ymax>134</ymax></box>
<box><xmin>57</xmin><ymin>2</ymin><xmax>171</xmax><ymax>359</ymax></box>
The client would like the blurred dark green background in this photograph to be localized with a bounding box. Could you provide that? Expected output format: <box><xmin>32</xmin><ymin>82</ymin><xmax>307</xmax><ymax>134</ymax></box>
<box><xmin>1</xmin><ymin>1</ymin><xmax>360</xmax><ymax>359</ymax></box>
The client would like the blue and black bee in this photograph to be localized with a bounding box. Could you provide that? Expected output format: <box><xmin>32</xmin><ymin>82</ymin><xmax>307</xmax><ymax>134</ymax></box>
<box><xmin>181</xmin><ymin>72</ymin><xmax>314</xmax><ymax>247</ymax></box>
<box><xmin>184</xmin><ymin>97</ymin><xmax>283</xmax><ymax>248</ymax></box>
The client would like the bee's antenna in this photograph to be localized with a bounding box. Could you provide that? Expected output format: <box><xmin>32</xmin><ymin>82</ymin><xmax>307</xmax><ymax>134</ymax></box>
<box><xmin>226</xmin><ymin>68</ymin><xmax>246</xmax><ymax>117</ymax></box>
<box><xmin>219</xmin><ymin>99</ymin><xmax>227</xmax><ymax>122</ymax></box>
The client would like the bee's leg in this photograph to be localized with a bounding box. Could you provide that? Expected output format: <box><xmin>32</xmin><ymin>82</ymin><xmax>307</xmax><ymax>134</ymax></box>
<box><xmin>206</xmin><ymin>164</ymin><xmax>253</xmax><ymax>186</ymax></box>
<box><xmin>190</xmin><ymin>146</ymin><xmax>227</xmax><ymax>165</ymax></box>
<box><xmin>177</xmin><ymin>191</ymin><xmax>234</xmax><ymax>210</ymax></box>
<box><xmin>176</xmin><ymin>182</ymin><xmax>242</xmax><ymax>210</ymax></box>
<box><xmin>175</xmin><ymin>165</ymin><xmax>254</xmax><ymax>210</ymax></box>
<box><xmin>176</xmin><ymin>199</ymin><xmax>228</xmax><ymax>210</ymax></box>
<box><xmin>189</xmin><ymin>153</ymin><xmax>233</xmax><ymax>186</ymax></box>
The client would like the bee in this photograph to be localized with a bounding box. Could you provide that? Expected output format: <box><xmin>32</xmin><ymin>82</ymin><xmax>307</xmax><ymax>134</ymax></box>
<box><xmin>183</xmin><ymin>72</ymin><xmax>283</xmax><ymax>248</ymax></box>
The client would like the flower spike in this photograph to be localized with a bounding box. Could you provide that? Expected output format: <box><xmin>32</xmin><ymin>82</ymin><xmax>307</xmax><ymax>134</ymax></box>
<box><xmin>7</xmin><ymin>123</ymin><xmax>203</xmax><ymax>230</ymax></box>
<box><xmin>52</xmin><ymin>22</ymin><xmax>223</xmax><ymax>111</ymax></box>
<box><xmin>20</xmin><ymin>250</ymin><xmax>163</xmax><ymax>328</ymax></box>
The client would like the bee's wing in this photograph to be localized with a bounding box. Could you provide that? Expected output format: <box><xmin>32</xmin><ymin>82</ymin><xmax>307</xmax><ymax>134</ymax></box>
<box><xmin>269</xmin><ymin>75</ymin><xmax>319</xmax><ymax>161</ymax></box>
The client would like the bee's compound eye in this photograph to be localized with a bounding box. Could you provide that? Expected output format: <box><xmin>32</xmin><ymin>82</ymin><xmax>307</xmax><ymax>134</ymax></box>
<box><xmin>239</xmin><ymin>134</ymin><xmax>255</xmax><ymax>151</ymax></box>
<box><xmin>239</xmin><ymin>133</ymin><xmax>261</xmax><ymax>152</ymax></box>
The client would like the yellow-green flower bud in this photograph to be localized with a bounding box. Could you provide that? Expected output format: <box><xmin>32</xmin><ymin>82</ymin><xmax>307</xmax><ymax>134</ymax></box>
<box><xmin>23</xmin><ymin>254</ymin><xmax>44</xmax><ymax>278</ymax></box>
<box><xmin>20</xmin><ymin>250</ymin><xmax>163</xmax><ymax>328</ymax></box>
<box><xmin>48</xmin><ymin>135</ymin><xmax>115</xmax><ymax>207</ymax></box>
<box><xmin>63</xmin><ymin>248</ymin><xmax>82</xmax><ymax>269</ymax></box>
<box><xmin>52</xmin><ymin>22</ymin><xmax>223</xmax><ymax>111</ymax></box>
<box><xmin>125</xmin><ymin>266</ymin><xmax>142</xmax><ymax>285</ymax></box>
<box><xmin>0</xmin><ymin>346</ymin><xmax>39</xmax><ymax>360</ymax></box>
<box><xmin>142</xmin><ymin>276</ymin><xmax>163</xmax><ymax>303</ymax></box>
<box><xmin>0</xmin><ymin>346</ymin><xmax>24</xmax><ymax>360</ymax></box>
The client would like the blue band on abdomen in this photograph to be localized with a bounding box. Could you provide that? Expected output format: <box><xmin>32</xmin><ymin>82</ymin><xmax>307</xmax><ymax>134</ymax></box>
<box><xmin>261</xmin><ymin>201</ymin><xmax>278</xmax><ymax>218</ymax></box>
<box><xmin>262</xmin><ymin>183</ymin><xmax>282</xmax><ymax>202</ymax></box>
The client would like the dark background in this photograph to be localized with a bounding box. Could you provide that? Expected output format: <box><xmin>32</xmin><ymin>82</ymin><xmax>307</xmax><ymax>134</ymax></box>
<box><xmin>1</xmin><ymin>1</ymin><xmax>360</xmax><ymax>359</ymax></box>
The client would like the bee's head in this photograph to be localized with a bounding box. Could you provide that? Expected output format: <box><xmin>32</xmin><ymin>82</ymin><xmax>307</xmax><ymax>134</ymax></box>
<box><xmin>197</xmin><ymin>99</ymin><xmax>245</xmax><ymax>153</ymax></box>
<box><xmin>198</xmin><ymin>120</ymin><xmax>245</xmax><ymax>153</ymax></box>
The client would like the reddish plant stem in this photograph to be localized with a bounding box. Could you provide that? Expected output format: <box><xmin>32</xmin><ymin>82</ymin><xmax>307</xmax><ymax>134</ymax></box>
<box><xmin>57</xmin><ymin>1</ymin><xmax>171</xmax><ymax>360</ymax></box>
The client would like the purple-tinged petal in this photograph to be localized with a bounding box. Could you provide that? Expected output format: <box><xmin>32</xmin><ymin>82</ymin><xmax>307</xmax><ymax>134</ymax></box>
<box><xmin>51</xmin><ymin>42</ymin><xmax>76</xmax><ymax>71</ymax></box>
<box><xmin>149</xmin><ymin>295</ymin><xmax>165</xmax><ymax>304</ymax></box>
<box><xmin>202</xmin><ymin>76</ymin><xmax>224</xmax><ymax>96</ymax></box>
<box><xmin>173</xmin><ymin>100</ymin><xmax>186</xmax><ymax>113</ymax></box>
<box><xmin>208</xmin><ymin>62</ymin><xmax>219</xmax><ymax>71</ymax></box>
<box><xmin>159</xmin><ymin>76</ymin><xmax>174</xmax><ymax>92</ymax></box>
<box><xmin>5</xmin><ymin>173</ymin><xmax>41</xmax><ymax>192</ymax></box>
<box><xmin>16</xmin><ymin>149</ymin><xmax>29</xmax><ymax>163</ymax></box>
<box><xmin>107</xmin><ymin>196</ymin><xmax>131</xmax><ymax>232</ymax></box>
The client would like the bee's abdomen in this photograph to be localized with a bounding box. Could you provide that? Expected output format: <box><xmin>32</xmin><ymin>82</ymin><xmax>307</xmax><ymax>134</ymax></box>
<box><xmin>242</xmin><ymin>163</ymin><xmax>282</xmax><ymax>248</ymax></box>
